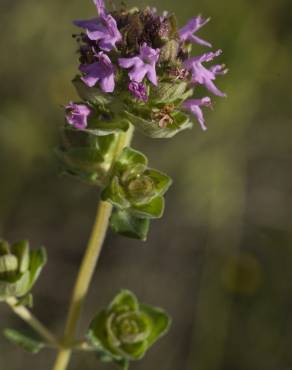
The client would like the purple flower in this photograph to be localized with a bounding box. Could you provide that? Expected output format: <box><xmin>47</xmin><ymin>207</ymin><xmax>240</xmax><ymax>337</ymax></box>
<box><xmin>128</xmin><ymin>81</ymin><xmax>148</xmax><ymax>102</ymax></box>
<box><xmin>119</xmin><ymin>43</ymin><xmax>160</xmax><ymax>86</ymax></box>
<box><xmin>183</xmin><ymin>97</ymin><xmax>212</xmax><ymax>131</ymax></box>
<box><xmin>80</xmin><ymin>52</ymin><xmax>115</xmax><ymax>92</ymax></box>
<box><xmin>65</xmin><ymin>102</ymin><xmax>91</xmax><ymax>130</ymax></box>
<box><xmin>93</xmin><ymin>0</ymin><xmax>105</xmax><ymax>16</ymax></box>
<box><xmin>179</xmin><ymin>16</ymin><xmax>211</xmax><ymax>47</ymax></box>
<box><xmin>184</xmin><ymin>50</ymin><xmax>227</xmax><ymax>97</ymax></box>
<box><xmin>74</xmin><ymin>14</ymin><xmax>121</xmax><ymax>52</ymax></box>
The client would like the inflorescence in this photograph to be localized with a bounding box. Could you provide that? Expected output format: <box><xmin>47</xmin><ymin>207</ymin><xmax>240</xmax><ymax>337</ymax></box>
<box><xmin>59</xmin><ymin>0</ymin><xmax>228</xmax><ymax>241</ymax></box>
<box><xmin>66</xmin><ymin>0</ymin><xmax>227</xmax><ymax>132</ymax></box>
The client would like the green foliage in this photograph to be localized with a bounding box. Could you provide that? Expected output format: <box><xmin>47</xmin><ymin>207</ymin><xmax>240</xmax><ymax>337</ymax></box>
<box><xmin>125</xmin><ymin>109</ymin><xmax>192</xmax><ymax>139</ymax></box>
<box><xmin>101</xmin><ymin>147</ymin><xmax>172</xmax><ymax>239</ymax></box>
<box><xmin>57</xmin><ymin>128</ymin><xmax>117</xmax><ymax>186</ymax></box>
<box><xmin>110</xmin><ymin>209</ymin><xmax>150</xmax><ymax>241</ymax></box>
<box><xmin>3</xmin><ymin>329</ymin><xmax>44</xmax><ymax>354</ymax></box>
<box><xmin>73</xmin><ymin>77</ymin><xmax>113</xmax><ymax>107</ymax></box>
<box><xmin>0</xmin><ymin>240</ymin><xmax>46</xmax><ymax>301</ymax></box>
<box><xmin>87</xmin><ymin>290</ymin><xmax>171</xmax><ymax>369</ymax></box>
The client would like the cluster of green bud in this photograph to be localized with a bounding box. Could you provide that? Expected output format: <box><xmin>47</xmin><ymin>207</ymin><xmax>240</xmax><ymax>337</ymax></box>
<box><xmin>0</xmin><ymin>240</ymin><xmax>46</xmax><ymax>301</ymax></box>
<box><xmin>87</xmin><ymin>290</ymin><xmax>171</xmax><ymax>370</ymax></box>
<box><xmin>101</xmin><ymin>148</ymin><xmax>172</xmax><ymax>239</ymax></box>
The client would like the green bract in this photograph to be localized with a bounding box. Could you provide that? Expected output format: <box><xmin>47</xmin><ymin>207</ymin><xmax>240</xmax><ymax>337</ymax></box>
<box><xmin>57</xmin><ymin>127</ymin><xmax>116</xmax><ymax>186</ymax></box>
<box><xmin>73</xmin><ymin>76</ymin><xmax>195</xmax><ymax>139</ymax></box>
<box><xmin>101</xmin><ymin>147</ymin><xmax>172</xmax><ymax>219</ymax></box>
<box><xmin>125</xmin><ymin>109</ymin><xmax>192</xmax><ymax>139</ymax></box>
<box><xmin>87</xmin><ymin>290</ymin><xmax>171</xmax><ymax>369</ymax></box>
<box><xmin>0</xmin><ymin>240</ymin><xmax>46</xmax><ymax>301</ymax></box>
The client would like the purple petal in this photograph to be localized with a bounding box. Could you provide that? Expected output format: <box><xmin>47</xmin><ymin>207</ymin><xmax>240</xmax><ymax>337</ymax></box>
<box><xmin>129</xmin><ymin>66</ymin><xmax>148</xmax><ymax>83</ymax></box>
<box><xmin>74</xmin><ymin>18</ymin><xmax>99</xmax><ymax>30</ymax></box>
<box><xmin>79</xmin><ymin>52</ymin><xmax>115</xmax><ymax>91</ymax></box>
<box><xmin>146</xmin><ymin>66</ymin><xmax>158</xmax><ymax>86</ymax></box>
<box><xmin>119</xmin><ymin>44</ymin><xmax>159</xmax><ymax>86</ymax></box>
<box><xmin>65</xmin><ymin>102</ymin><xmax>91</xmax><ymax>130</ymax></box>
<box><xmin>93</xmin><ymin>0</ymin><xmax>106</xmax><ymax>16</ymax></box>
<box><xmin>179</xmin><ymin>16</ymin><xmax>211</xmax><ymax>47</ymax></box>
<box><xmin>81</xmin><ymin>75</ymin><xmax>99</xmax><ymax>87</ymax></box>
<box><xmin>183</xmin><ymin>97</ymin><xmax>212</xmax><ymax>131</ymax></box>
<box><xmin>188</xmin><ymin>34</ymin><xmax>212</xmax><ymax>48</ymax></box>
<box><xmin>204</xmin><ymin>79</ymin><xmax>226</xmax><ymax>97</ymax></box>
<box><xmin>100</xmin><ymin>74</ymin><xmax>115</xmax><ymax>92</ymax></box>
<box><xmin>119</xmin><ymin>57</ymin><xmax>141</xmax><ymax>69</ymax></box>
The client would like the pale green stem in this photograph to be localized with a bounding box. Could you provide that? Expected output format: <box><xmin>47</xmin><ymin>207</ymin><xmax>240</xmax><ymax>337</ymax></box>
<box><xmin>6</xmin><ymin>297</ymin><xmax>59</xmax><ymax>346</ymax></box>
<box><xmin>51</xmin><ymin>126</ymin><xmax>134</xmax><ymax>370</ymax></box>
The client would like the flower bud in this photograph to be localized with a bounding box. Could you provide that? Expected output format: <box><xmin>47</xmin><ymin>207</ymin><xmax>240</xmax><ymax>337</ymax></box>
<box><xmin>101</xmin><ymin>147</ymin><xmax>172</xmax><ymax>219</ymax></box>
<box><xmin>0</xmin><ymin>240</ymin><xmax>46</xmax><ymax>301</ymax></box>
<box><xmin>87</xmin><ymin>290</ymin><xmax>171</xmax><ymax>365</ymax></box>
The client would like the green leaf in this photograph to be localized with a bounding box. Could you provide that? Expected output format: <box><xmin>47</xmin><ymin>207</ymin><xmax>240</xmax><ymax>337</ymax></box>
<box><xmin>119</xmin><ymin>340</ymin><xmax>148</xmax><ymax>361</ymax></box>
<box><xmin>28</xmin><ymin>247</ymin><xmax>47</xmax><ymax>291</ymax></box>
<box><xmin>11</xmin><ymin>240</ymin><xmax>30</xmax><ymax>273</ymax></box>
<box><xmin>101</xmin><ymin>177</ymin><xmax>131</xmax><ymax>209</ymax></box>
<box><xmin>85</xmin><ymin>115</ymin><xmax>129</xmax><ymax>136</ymax></box>
<box><xmin>87</xmin><ymin>310</ymin><xmax>122</xmax><ymax>361</ymax></box>
<box><xmin>125</xmin><ymin>110</ymin><xmax>192</xmax><ymax>139</ymax></box>
<box><xmin>109</xmin><ymin>290</ymin><xmax>139</xmax><ymax>312</ymax></box>
<box><xmin>110</xmin><ymin>209</ymin><xmax>150</xmax><ymax>241</ymax></box>
<box><xmin>144</xmin><ymin>169</ymin><xmax>172</xmax><ymax>196</ymax></box>
<box><xmin>140</xmin><ymin>305</ymin><xmax>172</xmax><ymax>347</ymax></box>
<box><xmin>115</xmin><ymin>358</ymin><xmax>129</xmax><ymax>370</ymax></box>
<box><xmin>16</xmin><ymin>293</ymin><xmax>33</xmax><ymax>308</ymax></box>
<box><xmin>61</xmin><ymin>147</ymin><xmax>104</xmax><ymax>168</ymax></box>
<box><xmin>73</xmin><ymin>77</ymin><xmax>112</xmax><ymax>106</ymax></box>
<box><xmin>117</xmin><ymin>148</ymin><xmax>148</xmax><ymax>168</ymax></box>
<box><xmin>0</xmin><ymin>271</ymin><xmax>30</xmax><ymax>300</ymax></box>
<box><xmin>151</xmin><ymin>81</ymin><xmax>189</xmax><ymax>104</ymax></box>
<box><xmin>4</xmin><ymin>329</ymin><xmax>45</xmax><ymax>354</ymax></box>
<box><xmin>0</xmin><ymin>254</ymin><xmax>18</xmax><ymax>273</ymax></box>
<box><xmin>131</xmin><ymin>196</ymin><xmax>165</xmax><ymax>219</ymax></box>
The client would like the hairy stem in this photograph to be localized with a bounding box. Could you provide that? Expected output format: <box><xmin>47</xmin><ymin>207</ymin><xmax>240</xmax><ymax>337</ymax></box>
<box><xmin>51</xmin><ymin>126</ymin><xmax>134</xmax><ymax>370</ymax></box>
<box><xmin>6</xmin><ymin>297</ymin><xmax>58</xmax><ymax>346</ymax></box>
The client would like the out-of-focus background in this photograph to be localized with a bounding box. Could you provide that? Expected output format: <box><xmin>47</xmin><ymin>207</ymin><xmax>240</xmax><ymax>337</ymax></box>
<box><xmin>0</xmin><ymin>0</ymin><xmax>291</xmax><ymax>369</ymax></box>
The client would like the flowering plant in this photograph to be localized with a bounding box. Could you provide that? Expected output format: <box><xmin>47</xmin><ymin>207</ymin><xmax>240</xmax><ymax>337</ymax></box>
<box><xmin>1</xmin><ymin>0</ymin><xmax>226</xmax><ymax>369</ymax></box>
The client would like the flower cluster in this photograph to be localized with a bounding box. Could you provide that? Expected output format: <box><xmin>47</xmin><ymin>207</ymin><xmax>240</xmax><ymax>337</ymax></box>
<box><xmin>87</xmin><ymin>290</ymin><xmax>170</xmax><ymax>369</ymax></box>
<box><xmin>65</xmin><ymin>0</ymin><xmax>227</xmax><ymax>133</ymax></box>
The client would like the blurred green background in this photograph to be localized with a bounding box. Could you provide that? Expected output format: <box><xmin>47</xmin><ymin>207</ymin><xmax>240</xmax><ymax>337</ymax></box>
<box><xmin>0</xmin><ymin>0</ymin><xmax>291</xmax><ymax>369</ymax></box>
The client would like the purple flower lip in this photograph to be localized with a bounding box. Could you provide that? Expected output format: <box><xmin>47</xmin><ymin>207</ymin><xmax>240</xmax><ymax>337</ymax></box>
<box><xmin>128</xmin><ymin>81</ymin><xmax>148</xmax><ymax>102</ymax></box>
<box><xmin>179</xmin><ymin>15</ymin><xmax>212</xmax><ymax>48</ymax></box>
<box><xmin>183</xmin><ymin>50</ymin><xmax>227</xmax><ymax>97</ymax></box>
<box><xmin>183</xmin><ymin>97</ymin><xmax>212</xmax><ymax>131</ymax></box>
<box><xmin>118</xmin><ymin>43</ymin><xmax>160</xmax><ymax>86</ymax></box>
<box><xmin>65</xmin><ymin>102</ymin><xmax>91</xmax><ymax>130</ymax></box>
<box><xmin>74</xmin><ymin>14</ymin><xmax>121</xmax><ymax>52</ymax></box>
<box><xmin>79</xmin><ymin>52</ymin><xmax>115</xmax><ymax>92</ymax></box>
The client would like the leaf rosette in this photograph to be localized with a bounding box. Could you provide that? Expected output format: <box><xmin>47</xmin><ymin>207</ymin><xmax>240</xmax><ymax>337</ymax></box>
<box><xmin>0</xmin><ymin>240</ymin><xmax>46</xmax><ymax>301</ymax></box>
<box><xmin>101</xmin><ymin>147</ymin><xmax>172</xmax><ymax>219</ymax></box>
<box><xmin>87</xmin><ymin>290</ymin><xmax>171</xmax><ymax>368</ymax></box>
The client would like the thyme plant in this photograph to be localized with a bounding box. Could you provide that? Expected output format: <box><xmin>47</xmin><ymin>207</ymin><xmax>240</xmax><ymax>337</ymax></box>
<box><xmin>1</xmin><ymin>1</ymin><xmax>226</xmax><ymax>369</ymax></box>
